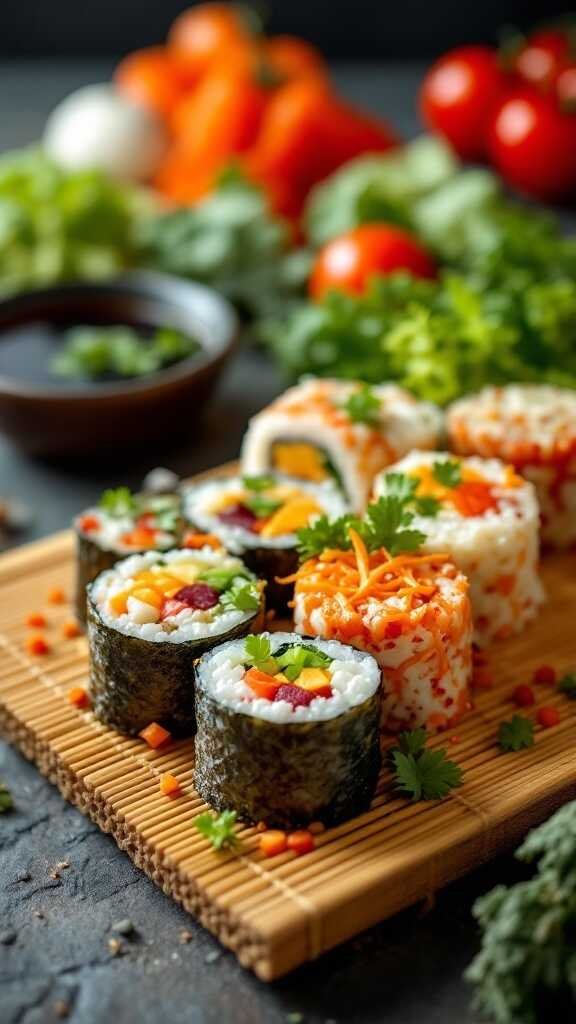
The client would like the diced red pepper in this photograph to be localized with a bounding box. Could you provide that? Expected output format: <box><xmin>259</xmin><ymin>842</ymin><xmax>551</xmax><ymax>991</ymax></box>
<box><xmin>120</xmin><ymin>526</ymin><xmax>157</xmax><ymax>548</ymax></box>
<box><xmin>26</xmin><ymin>612</ymin><xmax>47</xmax><ymax>628</ymax></box>
<box><xmin>62</xmin><ymin>621</ymin><xmax>81</xmax><ymax>639</ymax></box>
<box><xmin>174</xmin><ymin>583</ymin><xmax>220</xmax><ymax>610</ymax></box>
<box><xmin>537</xmin><ymin>706</ymin><xmax>560</xmax><ymax>729</ymax></box>
<box><xmin>26</xmin><ymin>634</ymin><xmax>50</xmax><ymax>656</ymax></box>
<box><xmin>384</xmin><ymin>620</ymin><xmax>403</xmax><ymax>639</ymax></box>
<box><xmin>512</xmin><ymin>684</ymin><xmax>535</xmax><ymax>708</ymax></box>
<box><xmin>47</xmin><ymin>587</ymin><xmax>66</xmax><ymax>605</ymax></box>
<box><xmin>533</xmin><ymin>665</ymin><xmax>556</xmax><ymax>686</ymax></box>
<box><xmin>79</xmin><ymin>514</ymin><xmax>100</xmax><ymax>533</ymax></box>
<box><xmin>139</xmin><ymin>722</ymin><xmax>171</xmax><ymax>749</ymax></box>
<box><xmin>259</xmin><ymin>830</ymin><xmax>288</xmax><ymax>857</ymax></box>
<box><xmin>451</xmin><ymin>481</ymin><xmax>497</xmax><ymax>517</ymax></box>
<box><xmin>287</xmin><ymin>830</ymin><xmax>315</xmax><ymax>855</ymax></box>
<box><xmin>68</xmin><ymin>686</ymin><xmax>90</xmax><ymax>708</ymax></box>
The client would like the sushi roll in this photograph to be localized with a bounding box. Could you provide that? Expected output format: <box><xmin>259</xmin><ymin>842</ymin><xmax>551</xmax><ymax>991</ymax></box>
<box><xmin>74</xmin><ymin>486</ymin><xmax>184</xmax><ymax>626</ymax></box>
<box><xmin>290</xmin><ymin>525</ymin><xmax>472</xmax><ymax>733</ymax></box>
<box><xmin>87</xmin><ymin>548</ymin><xmax>265</xmax><ymax>735</ymax></box>
<box><xmin>241</xmin><ymin>378</ymin><xmax>443</xmax><ymax>512</ymax></box>
<box><xmin>448</xmin><ymin>385</ymin><xmax>576</xmax><ymax>549</ymax></box>
<box><xmin>374</xmin><ymin>451</ymin><xmax>545</xmax><ymax>645</ymax></box>
<box><xmin>182</xmin><ymin>472</ymin><xmax>348</xmax><ymax>612</ymax></box>
<box><xmin>194</xmin><ymin>632</ymin><xmax>382</xmax><ymax>829</ymax></box>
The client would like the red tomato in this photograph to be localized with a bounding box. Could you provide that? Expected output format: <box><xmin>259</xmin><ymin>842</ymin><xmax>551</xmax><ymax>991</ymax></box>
<box><xmin>514</xmin><ymin>28</ymin><xmax>571</xmax><ymax>92</ymax></box>
<box><xmin>115</xmin><ymin>47</ymin><xmax>186</xmax><ymax>119</ymax></box>
<box><xmin>487</xmin><ymin>89</ymin><xmax>576</xmax><ymax>201</ymax></box>
<box><xmin>420</xmin><ymin>45</ymin><xmax>505</xmax><ymax>160</ymax></box>
<box><xmin>168</xmin><ymin>3</ymin><xmax>252</xmax><ymax>79</ymax></box>
<box><xmin>557</xmin><ymin>65</ymin><xmax>576</xmax><ymax>108</ymax></box>
<box><xmin>309</xmin><ymin>224</ymin><xmax>436</xmax><ymax>300</ymax></box>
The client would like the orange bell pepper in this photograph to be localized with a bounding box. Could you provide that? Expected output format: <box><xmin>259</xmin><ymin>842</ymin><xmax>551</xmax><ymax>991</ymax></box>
<box><xmin>451</xmin><ymin>481</ymin><xmax>498</xmax><ymax>517</ymax></box>
<box><xmin>159</xmin><ymin>772</ymin><xmax>182</xmax><ymax>796</ymax></box>
<box><xmin>168</xmin><ymin>3</ymin><xmax>253</xmax><ymax>81</ymax></box>
<box><xmin>47</xmin><ymin>587</ymin><xmax>66</xmax><ymax>605</ymax></box>
<box><xmin>259</xmin><ymin>830</ymin><xmax>288</xmax><ymax>857</ymax></box>
<box><xmin>171</xmin><ymin>68</ymin><xmax>269</xmax><ymax>165</ymax></box>
<box><xmin>26</xmin><ymin>634</ymin><xmax>50</xmax><ymax>656</ymax></box>
<box><xmin>26</xmin><ymin>612</ymin><xmax>47</xmax><ymax>628</ymax></box>
<box><xmin>115</xmin><ymin>46</ymin><xmax>186</xmax><ymax>119</ymax></box>
<box><xmin>287</xmin><ymin>830</ymin><xmax>315</xmax><ymax>855</ymax></box>
<box><xmin>62</xmin><ymin>620</ymin><xmax>82</xmax><ymax>639</ymax></box>
<box><xmin>245</xmin><ymin>667</ymin><xmax>282</xmax><ymax>701</ymax></box>
<box><xmin>68</xmin><ymin>686</ymin><xmax>90</xmax><ymax>709</ymax></box>
<box><xmin>265</xmin><ymin>35</ymin><xmax>328</xmax><ymax>85</ymax></box>
<box><xmin>139</xmin><ymin>722</ymin><xmax>172</xmax><ymax>749</ymax></box>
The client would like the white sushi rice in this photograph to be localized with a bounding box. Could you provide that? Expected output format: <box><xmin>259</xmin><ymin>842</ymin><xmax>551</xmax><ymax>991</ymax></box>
<box><xmin>75</xmin><ymin>508</ymin><xmax>175</xmax><ymax>553</ymax></box>
<box><xmin>448</xmin><ymin>385</ymin><xmax>576</xmax><ymax>549</ymax></box>
<box><xmin>90</xmin><ymin>548</ymin><xmax>259</xmax><ymax>644</ymax></box>
<box><xmin>293</xmin><ymin>560</ymin><xmax>472</xmax><ymax>733</ymax></box>
<box><xmin>197</xmin><ymin>632</ymin><xmax>381</xmax><ymax>723</ymax></box>
<box><xmin>374</xmin><ymin>450</ymin><xmax>545</xmax><ymax>646</ymax></box>
<box><xmin>182</xmin><ymin>474</ymin><xmax>348</xmax><ymax>553</ymax></box>
<box><xmin>241</xmin><ymin>378</ymin><xmax>443</xmax><ymax>512</ymax></box>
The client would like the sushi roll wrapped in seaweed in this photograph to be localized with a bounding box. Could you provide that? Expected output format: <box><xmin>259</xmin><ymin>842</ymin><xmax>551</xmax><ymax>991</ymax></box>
<box><xmin>374</xmin><ymin>452</ymin><xmax>545</xmax><ymax>645</ymax></box>
<box><xmin>182</xmin><ymin>472</ymin><xmax>348</xmax><ymax>612</ymax></box>
<box><xmin>194</xmin><ymin>632</ymin><xmax>382</xmax><ymax>829</ymax></box>
<box><xmin>74</xmin><ymin>486</ymin><xmax>184</xmax><ymax>626</ymax></box>
<box><xmin>241</xmin><ymin>378</ymin><xmax>443</xmax><ymax>512</ymax></box>
<box><xmin>87</xmin><ymin>548</ymin><xmax>265</xmax><ymax>735</ymax></box>
<box><xmin>448</xmin><ymin>385</ymin><xmax>576</xmax><ymax>549</ymax></box>
<box><xmin>289</xmin><ymin>501</ymin><xmax>472</xmax><ymax>733</ymax></box>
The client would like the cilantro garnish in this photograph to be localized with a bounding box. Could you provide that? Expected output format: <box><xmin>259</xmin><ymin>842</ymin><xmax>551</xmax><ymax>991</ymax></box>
<box><xmin>243</xmin><ymin>635</ymin><xmax>279</xmax><ymax>675</ymax></box>
<box><xmin>297</xmin><ymin>513</ymin><xmax>357</xmax><ymax>561</ymax></box>
<box><xmin>360</xmin><ymin>496</ymin><xmax>426</xmax><ymax>556</ymax></box>
<box><xmin>414</xmin><ymin>495</ymin><xmax>441</xmax><ymax>517</ymax></box>
<box><xmin>558</xmin><ymin>673</ymin><xmax>576</xmax><ymax>699</ymax></box>
<box><xmin>0</xmin><ymin>781</ymin><xmax>13</xmax><ymax>814</ymax></box>
<box><xmin>343</xmin><ymin>385</ymin><xmax>381</xmax><ymax>426</ymax></box>
<box><xmin>99</xmin><ymin>487</ymin><xmax>138</xmax><ymax>518</ymax></box>
<box><xmin>242</xmin><ymin>475</ymin><xmax>277</xmax><ymax>492</ymax></box>
<box><xmin>194</xmin><ymin>810</ymin><xmax>239</xmax><ymax>851</ymax></box>
<box><xmin>276</xmin><ymin>643</ymin><xmax>331</xmax><ymax>682</ymax></box>
<box><xmin>381</xmin><ymin>473</ymin><xmax>418</xmax><ymax>502</ymax></box>
<box><xmin>498</xmin><ymin>715</ymin><xmax>535</xmax><ymax>752</ymax></box>
<box><xmin>389</xmin><ymin>729</ymin><xmax>462</xmax><ymax>801</ymax></box>
<box><xmin>220</xmin><ymin>581</ymin><xmax>260</xmax><ymax>613</ymax></box>
<box><xmin>432</xmin><ymin>460</ymin><xmax>462</xmax><ymax>489</ymax></box>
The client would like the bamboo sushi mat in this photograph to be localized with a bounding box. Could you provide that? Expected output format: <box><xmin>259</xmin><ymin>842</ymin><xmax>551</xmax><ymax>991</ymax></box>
<box><xmin>1</xmin><ymin>528</ymin><xmax>576</xmax><ymax>980</ymax></box>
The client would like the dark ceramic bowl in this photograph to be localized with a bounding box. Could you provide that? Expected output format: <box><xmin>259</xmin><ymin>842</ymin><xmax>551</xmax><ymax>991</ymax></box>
<box><xmin>0</xmin><ymin>272</ymin><xmax>238</xmax><ymax>456</ymax></box>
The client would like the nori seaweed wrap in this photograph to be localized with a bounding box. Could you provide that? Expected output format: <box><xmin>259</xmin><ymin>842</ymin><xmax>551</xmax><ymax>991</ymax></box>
<box><xmin>87</xmin><ymin>548</ymin><xmax>265</xmax><ymax>736</ymax></box>
<box><xmin>194</xmin><ymin>632</ymin><xmax>382</xmax><ymax>828</ymax></box>
<box><xmin>182</xmin><ymin>473</ymin><xmax>347</xmax><ymax>614</ymax></box>
<box><xmin>74</xmin><ymin>487</ymin><xmax>185</xmax><ymax>627</ymax></box>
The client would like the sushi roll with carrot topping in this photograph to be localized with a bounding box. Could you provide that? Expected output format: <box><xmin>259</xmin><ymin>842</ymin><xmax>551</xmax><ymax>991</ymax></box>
<box><xmin>374</xmin><ymin>452</ymin><xmax>545</xmax><ymax>645</ymax></box>
<box><xmin>289</xmin><ymin>501</ymin><xmax>472</xmax><ymax>733</ymax></box>
<box><xmin>182</xmin><ymin>472</ymin><xmax>348</xmax><ymax>612</ymax></box>
<box><xmin>241</xmin><ymin>378</ymin><xmax>442</xmax><ymax>512</ymax></box>
<box><xmin>448</xmin><ymin>385</ymin><xmax>576</xmax><ymax>549</ymax></box>
<box><xmin>194</xmin><ymin>632</ymin><xmax>382</xmax><ymax>829</ymax></box>
<box><xmin>74</xmin><ymin>486</ymin><xmax>185</xmax><ymax>626</ymax></box>
<box><xmin>87</xmin><ymin>548</ymin><xmax>264</xmax><ymax>735</ymax></box>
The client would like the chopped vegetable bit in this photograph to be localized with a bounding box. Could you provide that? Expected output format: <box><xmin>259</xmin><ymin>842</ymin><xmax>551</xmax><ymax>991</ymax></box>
<box><xmin>259</xmin><ymin>830</ymin><xmax>288</xmax><ymax>858</ymax></box>
<box><xmin>245</xmin><ymin>667</ymin><xmax>281</xmax><ymax>701</ymax></box>
<box><xmin>558</xmin><ymin>672</ymin><xmax>576</xmax><ymax>699</ymax></box>
<box><xmin>244</xmin><ymin>635</ymin><xmax>279</xmax><ymax>676</ymax></box>
<box><xmin>537</xmin><ymin>706</ymin><xmax>560</xmax><ymax>729</ymax></box>
<box><xmin>0</xmin><ymin>782</ymin><xmax>13</xmax><ymax>814</ymax></box>
<box><xmin>297</xmin><ymin>492</ymin><xmax>425</xmax><ymax>562</ymax></box>
<box><xmin>194</xmin><ymin>809</ymin><xmax>239</xmax><ymax>851</ymax></box>
<box><xmin>512</xmin><ymin>685</ymin><xmax>535</xmax><ymax>708</ymax></box>
<box><xmin>274</xmin><ymin>684</ymin><xmax>315</xmax><ymax>708</ymax></box>
<box><xmin>498</xmin><ymin>715</ymin><xmax>535</xmax><ymax>752</ymax></box>
<box><xmin>62</xmin><ymin>621</ymin><xmax>81</xmax><ymax>639</ymax></box>
<box><xmin>217</xmin><ymin>502</ymin><xmax>258</xmax><ymax>531</ymax></box>
<box><xmin>241</xmin><ymin>475</ymin><xmax>277</xmax><ymax>492</ymax></box>
<box><xmin>389</xmin><ymin>729</ymin><xmax>462</xmax><ymax>801</ymax></box>
<box><xmin>275</xmin><ymin>643</ymin><xmax>331</xmax><ymax>683</ymax></box>
<box><xmin>219</xmin><ymin>580</ymin><xmax>260</xmax><ymax>613</ymax></box>
<box><xmin>51</xmin><ymin>325</ymin><xmax>199</xmax><ymax>382</ymax></box>
<box><xmin>432</xmin><ymin>460</ymin><xmax>462</xmax><ymax>489</ymax></box>
<box><xmin>139</xmin><ymin>722</ymin><xmax>171</xmax><ymax>749</ymax></box>
<box><xmin>173</xmin><ymin>583</ymin><xmax>220</xmax><ymax>610</ymax></box>
<box><xmin>68</xmin><ymin>686</ymin><xmax>90</xmax><ymax>709</ymax></box>
<box><xmin>99</xmin><ymin>487</ymin><xmax>137</xmax><ymax>518</ymax></box>
<box><xmin>26</xmin><ymin>634</ymin><xmax>50</xmax><ymax>656</ymax></box>
<box><xmin>532</xmin><ymin>664</ymin><xmax>556</xmax><ymax>686</ymax></box>
<box><xmin>343</xmin><ymin>385</ymin><xmax>381</xmax><ymax>426</ymax></box>
<box><xmin>26</xmin><ymin>612</ymin><xmax>47</xmax><ymax>628</ymax></box>
<box><xmin>244</xmin><ymin>494</ymin><xmax>282</xmax><ymax>518</ymax></box>
<box><xmin>287</xmin><ymin>830</ymin><xmax>315</xmax><ymax>856</ymax></box>
<box><xmin>47</xmin><ymin>587</ymin><xmax>66</xmax><ymax>605</ymax></box>
<box><xmin>159</xmin><ymin>773</ymin><xmax>181</xmax><ymax>797</ymax></box>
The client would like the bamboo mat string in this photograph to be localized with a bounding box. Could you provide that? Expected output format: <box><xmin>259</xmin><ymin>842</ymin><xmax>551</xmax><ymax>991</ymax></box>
<box><xmin>0</xmin><ymin>631</ymin><xmax>66</xmax><ymax>698</ymax></box>
<box><xmin>238</xmin><ymin>854</ymin><xmax>323</xmax><ymax>960</ymax></box>
<box><xmin>451</xmin><ymin>791</ymin><xmax>491</xmax><ymax>864</ymax></box>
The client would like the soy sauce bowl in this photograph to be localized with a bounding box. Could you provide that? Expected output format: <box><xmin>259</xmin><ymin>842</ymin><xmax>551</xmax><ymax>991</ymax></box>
<box><xmin>0</xmin><ymin>272</ymin><xmax>238</xmax><ymax>456</ymax></box>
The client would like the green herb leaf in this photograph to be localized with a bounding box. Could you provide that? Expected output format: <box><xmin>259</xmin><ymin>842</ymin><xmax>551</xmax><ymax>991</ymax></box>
<box><xmin>498</xmin><ymin>715</ymin><xmax>535</xmax><ymax>752</ymax></box>
<box><xmin>276</xmin><ymin>643</ymin><xmax>331</xmax><ymax>682</ymax></box>
<box><xmin>220</xmin><ymin>581</ymin><xmax>260</xmax><ymax>613</ymax></box>
<box><xmin>432</xmin><ymin>460</ymin><xmax>462</xmax><ymax>489</ymax></box>
<box><xmin>297</xmin><ymin>512</ymin><xmax>358</xmax><ymax>561</ymax></box>
<box><xmin>243</xmin><ymin>634</ymin><xmax>278</xmax><ymax>675</ymax></box>
<box><xmin>244</xmin><ymin>495</ymin><xmax>282</xmax><ymax>518</ymax></box>
<box><xmin>194</xmin><ymin>810</ymin><xmax>239</xmax><ymax>851</ymax></box>
<box><xmin>343</xmin><ymin>385</ymin><xmax>381</xmax><ymax>426</ymax></box>
<box><xmin>380</xmin><ymin>473</ymin><xmax>419</xmax><ymax>503</ymax></box>
<box><xmin>414</xmin><ymin>495</ymin><xmax>441</xmax><ymax>517</ymax></box>
<box><xmin>99</xmin><ymin>487</ymin><xmax>137</xmax><ymax>518</ymax></box>
<box><xmin>392</xmin><ymin>728</ymin><xmax>428</xmax><ymax>758</ymax></box>
<box><xmin>52</xmin><ymin>324</ymin><xmax>199</xmax><ymax>382</ymax></box>
<box><xmin>199</xmin><ymin>567</ymin><xmax>249</xmax><ymax>592</ymax></box>
<box><xmin>558</xmin><ymin>673</ymin><xmax>576</xmax><ymax>699</ymax></box>
<box><xmin>241</xmin><ymin>475</ymin><xmax>277</xmax><ymax>492</ymax></box>
<box><xmin>360</xmin><ymin>497</ymin><xmax>426</xmax><ymax>556</ymax></box>
<box><xmin>0</xmin><ymin>781</ymin><xmax>13</xmax><ymax>813</ymax></box>
<box><xmin>391</xmin><ymin>747</ymin><xmax>462</xmax><ymax>801</ymax></box>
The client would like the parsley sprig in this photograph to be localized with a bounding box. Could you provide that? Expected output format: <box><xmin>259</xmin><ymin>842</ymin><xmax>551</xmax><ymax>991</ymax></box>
<box><xmin>243</xmin><ymin>635</ymin><xmax>279</xmax><ymax>675</ymax></box>
<box><xmin>220</xmin><ymin>580</ymin><xmax>261</xmax><ymax>613</ymax></box>
<box><xmin>242</xmin><ymin>636</ymin><xmax>331</xmax><ymax>680</ymax></box>
<box><xmin>343</xmin><ymin>385</ymin><xmax>381</xmax><ymax>426</ymax></box>
<box><xmin>389</xmin><ymin>729</ymin><xmax>463</xmax><ymax>801</ymax></box>
<box><xmin>498</xmin><ymin>715</ymin><xmax>535</xmax><ymax>752</ymax></box>
<box><xmin>194</xmin><ymin>810</ymin><xmax>240</xmax><ymax>851</ymax></box>
<box><xmin>432</xmin><ymin>460</ymin><xmax>462</xmax><ymax>489</ymax></box>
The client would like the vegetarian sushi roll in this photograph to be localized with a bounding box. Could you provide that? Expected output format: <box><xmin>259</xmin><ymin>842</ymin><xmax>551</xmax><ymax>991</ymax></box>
<box><xmin>74</xmin><ymin>486</ymin><xmax>184</xmax><ymax>626</ymax></box>
<box><xmin>241</xmin><ymin>378</ymin><xmax>443</xmax><ymax>511</ymax></box>
<box><xmin>448</xmin><ymin>385</ymin><xmax>576</xmax><ymax>549</ymax></box>
<box><xmin>374</xmin><ymin>452</ymin><xmax>545</xmax><ymax>645</ymax></box>
<box><xmin>289</xmin><ymin>506</ymin><xmax>472</xmax><ymax>733</ymax></box>
<box><xmin>182</xmin><ymin>472</ymin><xmax>348</xmax><ymax>612</ymax></box>
<box><xmin>87</xmin><ymin>548</ymin><xmax>264</xmax><ymax>735</ymax></box>
<box><xmin>194</xmin><ymin>632</ymin><xmax>382</xmax><ymax>829</ymax></box>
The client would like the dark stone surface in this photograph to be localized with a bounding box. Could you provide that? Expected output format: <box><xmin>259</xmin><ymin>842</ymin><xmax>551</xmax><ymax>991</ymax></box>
<box><xmin>0</xmin><ymin>58</ymin><xmax>553</xmax><ymax>1024</ymax></box>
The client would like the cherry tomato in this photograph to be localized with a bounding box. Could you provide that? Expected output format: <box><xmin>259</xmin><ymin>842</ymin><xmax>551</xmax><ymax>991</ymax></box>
<box><xmin>265</xmin><ymin>35</ymin><xmax>328</xmax><ymax>85</ymax></box>
<box><xmin>309</xmin><ymin>224</ymin><xmax>436</xmax><ymax>300</ymax></box>
<box><xmin>168</xmin><ymin>3</ymin><xmax>252</xmax><ymax>79</ymax></box>
<box><xmin>557</xmin><ymin>64</ymin><xmax>576</xmax><ymax>109</ymax></box>
<box><xmin>115</xmin><ymin>47</ymin><xmax>186</xmax><ymax>119</ymax></box>
<box><xmin>420</xmin><ymin>45</ymin><xmax>505</xmax><ymax>160</ymax></box>
<box><xmin>487</xmin><ymin>89</ymin><xmax>576</xmax><ymax>201</ymax></box>
<box><xmin>514</xmin><ymin>28</ymin><xmax>571</xmax><ymax>92</ymax></box>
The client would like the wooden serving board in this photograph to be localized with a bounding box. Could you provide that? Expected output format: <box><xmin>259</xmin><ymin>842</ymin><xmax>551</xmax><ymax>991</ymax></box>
<box><xmin>1</xmin><ymin>510</ymin><xmax>576</xmax><ymax>980</ymax></box>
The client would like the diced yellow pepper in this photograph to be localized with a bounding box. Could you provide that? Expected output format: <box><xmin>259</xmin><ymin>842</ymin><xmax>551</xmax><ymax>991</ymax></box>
<box><xmin>272</xmin><ymin>443</ymin><xmax>328</xmax><ymax>482</ymax></box>
<box><xmin>131</xmin><ymin>587</ymin><xmax>162</xmax><ymax>609</ymax></box>
<box><xmin>260</xmin><ymin>496</ymin><xmax>322</xmax><ymax>538</ymax></box>
<box><xmin>109</xmin><ymin>590</ymin><xmax>130</xmax><ymax>615</ymax></box>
